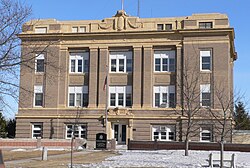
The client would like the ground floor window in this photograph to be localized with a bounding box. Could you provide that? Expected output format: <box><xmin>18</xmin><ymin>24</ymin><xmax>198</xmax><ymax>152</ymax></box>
<box><xmin>65</xmin><ymin>124</ymin><xmax>87</xmax><ymax>139</ymax></box>
<box><xmin>200</xmin><ymin>127</ymin><xmax>212</xmax><ymax>142</ymax></box>
<box><xmin>152</xmin><ymin>125</ymin><xmax>175</xmax><ymax>141</ymax></box>
<box><xmin>32</xmin><ymin>123</ymin><xmax>43</xmax><ymax>139</ymax></box>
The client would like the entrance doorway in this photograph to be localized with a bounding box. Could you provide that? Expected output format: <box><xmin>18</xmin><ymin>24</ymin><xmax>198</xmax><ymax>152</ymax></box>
<box><xmin>113</xmin><ymin>124</ymin><xmax>126</xmax><ymax>144</ymax></box>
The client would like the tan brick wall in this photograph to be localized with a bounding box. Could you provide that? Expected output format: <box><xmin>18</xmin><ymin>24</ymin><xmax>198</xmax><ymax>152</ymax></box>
<box><xmin>232</xmin><ymin>131</ymin><xmax>250</xmax><ymax>144</ymax></box>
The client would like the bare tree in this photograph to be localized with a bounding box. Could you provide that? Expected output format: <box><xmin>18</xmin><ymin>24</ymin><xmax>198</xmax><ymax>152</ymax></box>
<box><xmin>208</xmin><ymin>83</ymin><xmax>241</xmax><ymax>167</ymax></box>
<box><xmin>0</xmin><ymin>0</ymin><xmax>31</xmax><ymax>107</ymax></box>
<box><xmin>0</xmin><ymin>0</ymin><xmax>61</xmax><ymax>116</ymax></box>
<box><xmin>176</xmin><ymin>56</ymin><xmax>203</xmax><ymax>156</ymax></box>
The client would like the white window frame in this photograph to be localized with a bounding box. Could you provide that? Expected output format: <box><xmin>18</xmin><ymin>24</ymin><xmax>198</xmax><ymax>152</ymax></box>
<box><xmin>72</xmin><ymin>27</ymin><xmax>78</xmax><ymax>33</ymax></box>
<box><xmin>200</xmin><ymin>127</ymin><xmax>212</xmax><ymax>142</ymax></box>
<box><xmin>109</xmin><ymin>51</ymin><xmax>132</xmax><ymax>73</ymax></box>
<box><xmin>68</xmin><ymin>86</ymin><xmax>88</xmax><ymax>107</ymax></box>
<box><xmin>79</xmin><ymin>26</ymin><xmax>86</xmax><ymax>32</ymax></box>
<box><xmin>154</xmin><ymin>50</ymin><xmax>175</xmax><ymax>72</ymax></box>
<box><xmin>109</xmin><ymin>86</ymin><xmax>132</xmax><ymax>107</ymax></box>
<box><xmin>200</xmin><ymin>50</ymin><xmax>212</xmax><ymax>71</ymax></box>
<box><xmin>35</xmin><ymin>54</ymin><xmax>45</xmax><ymax>73</ymax></box>
<box><xmin>153</xmin><ymin>86</ymin><xmax>175</xmax><ymax>108</ymax></box>
<box><xmin>69</xmin><ymin>52</ymin><xmax>89</xmax><ymax>73</ymax></box>
<box><xmin>200</xmin><ymin>84</ymin><xmax>211</xmax><ymax>107</ymax></box>
<box><xmin>152</xmin><ymin>125</ymin><xmax>175</xmax><ymax>141</ymax></box>
<box><xmin>65</xmin><ymin>124</ymin><xmax>87</xmax><ymax>139</ymax></box>
<box><xmin>34</xmin><ymin>85</ymin><xmax>43</xmax><ymax>107</ymax></box>
<box><xmin>32</xmin><ymin>123</ymin><xmax>43</xmax><ymax>139</ymax></box>
<box><xmin>35</xmin><ymin>27</ymin><xmax>47</xmax><ymax>33</ymax></box>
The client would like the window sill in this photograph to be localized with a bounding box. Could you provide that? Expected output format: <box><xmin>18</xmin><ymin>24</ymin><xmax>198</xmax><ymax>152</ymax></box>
<box><xmin>33</xmin><ymin>106</ymin><xmax>44</xmax><ymax>108</ymax></box>
<box><xmin>200</xmin><ymin>70</ymin><xmax>212</xmax><ymax>73</ymax></box>
<box><xmin>35</xmin><ymin>72</ymin><xmax>44</xmax><ymax>75</ymax></box>
<box><xmin>69</xmin><ymin>72</ymin><xmax>88</xmax><ymax>75</ymax></box>
<box><xmin>154</xmin><ymin>71</ymin><xmax>175</xmax><ymax>74</ymax></box>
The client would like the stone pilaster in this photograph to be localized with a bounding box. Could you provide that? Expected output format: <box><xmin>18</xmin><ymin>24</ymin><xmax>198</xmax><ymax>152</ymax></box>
<box><xmin>132</xmin><ymin>46</ymin><xmax>142</xmax><ymax>108</ymax></box>
<box><xmin>88</xmin><ymin>47</ymin><xmax>98</xmax><ymax>108</ymax></box>
<box><xmin>176</xmin><ymin>44</ymin><xmax>183</xmax><ymax>108</ymax></box>
<box><xmin>98</xmin><ymin>47</ymin><xmax>108</xmax><ymax>108</ymax></box>
<box><xmin>142</xmin><ymin>45</ymin><xmax>153</xmax><ymax>108</ymax></box>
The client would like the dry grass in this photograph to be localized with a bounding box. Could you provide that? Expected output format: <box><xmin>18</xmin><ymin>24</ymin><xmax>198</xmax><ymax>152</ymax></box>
<box><xmin>3</xmin><ymin>150</ymin><xmax>70</xmax><ymax>161</ymax></box>
<box><xmin>3</xmin><ymin>150</ymin><xmax>118</xmax><ymax>168</ymax></box>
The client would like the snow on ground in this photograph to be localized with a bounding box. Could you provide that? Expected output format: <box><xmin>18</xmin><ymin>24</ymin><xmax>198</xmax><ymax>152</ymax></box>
<box><xmin>74</xmin><ymin>150</ymin><xmax>250</xmax><ymax>168</ymax></box>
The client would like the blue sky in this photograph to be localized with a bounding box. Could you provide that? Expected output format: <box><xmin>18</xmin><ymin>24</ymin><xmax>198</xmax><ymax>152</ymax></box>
<box><xmin>6</xmin><ymin>0</ymin><xmax>250</xmax><ymax>118</ymax></box>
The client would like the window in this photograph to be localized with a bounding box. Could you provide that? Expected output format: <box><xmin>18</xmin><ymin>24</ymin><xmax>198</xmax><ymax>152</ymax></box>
<box><xmin>157</xmin><ymin>24</ymin><xmax>164</xmax><ymax>31</ymax></box>
<box><xmin>152</xmin><ymin>125</ymin><xmax>175</xmax><ymax>141</ymax></box>
<box><xmin>79</xmin><ymin>26</ymin><xmax>86</xmax><ymax>32</ymax></box>
<box><xmin>68</xmin><ymin>86</ymin><xmax>88</xmax><ymax>107</ymax></box>
<box><xmin>35</xmin><ymin>54</ymin><xmax>45</xmax><ymax>72</ymax></box>
<box><xmin>157</xmin><ymin>24</ymin><xmax>172</xmax><ymax>31</ymax></box>
<box><xmin>69</xmin><ymin>52</ymin><xmax>89</xmax><ymax>73</ymax></box>
<box><xmin>199</xmin><ymin>22</ymin><xmax>213</xmax><ymax>29</ymax></box>
<box><xmin>165</xmin><ymin>24</ymin><xmax>172</xmax><ymax>31</ymax></box>
<box><xmin>34</xmin><ymin>85</ymin><xmax>43</xmax><ymax>107</ymax></box>
<box><xmin>200</xmin><ymin>50</ymin><xmax>212</xmax><ymax>71</ymax></box>
<box><xmin>32</xmin><ymin>123</ymin><xmax>43</xmax><ymax>138</ymax></box>
<box><xmin>72</xmin><ymin>26</ymin><xmax>86</xmax><ymax>33</ymax></box>
<box><xmin>109</xmin><ymin>86</ymin><xmax>132</xmax><ymax>107</ymax></box>
<box><xmin>200</xmin><ymin>127</ymin><xmax>212</xmax><ymax>142</ymax></box>
<box><xmin>154</xmin><ymin>86</ymin><xmax>175</xmax><ymax>108</ymax></box>
<box><xmin>72</xmin><ymin>27</ymin><xmax>78</xmax><ymax>33</ymax></box>
<box><xmin>66</xmin><ymin>124</ymin><xmax>87</xmax><ymax>139</ymax></box>
<box><xmin>110</xmin><ymin>51</ymin><xmax>132</xmax><ymax>73</ymax></box>
<box><xmin>35</xmin><ymin>27</ymin><xmax>47</xmax><ymax>33</ymax></box>
<box><xmin>154</xmin><ymin>50</ymin><xmax>175</xmax><ymax>72</ymax></box>
<box><xmin>200</xmin><ymin>84</ymin><xmax>211</xmax><ymax>107</ymax></box>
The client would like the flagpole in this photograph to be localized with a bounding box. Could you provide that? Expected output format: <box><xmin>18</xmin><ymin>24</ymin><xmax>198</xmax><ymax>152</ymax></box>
<box><xmin>122</xmin><ymin>0</ymin><xmax>124</xmax><ymax>10</ymax></box>
<box><xmin>105</xmin><ymin>65</ymin><xmax>109</xmax><ymax>137</ymax></box>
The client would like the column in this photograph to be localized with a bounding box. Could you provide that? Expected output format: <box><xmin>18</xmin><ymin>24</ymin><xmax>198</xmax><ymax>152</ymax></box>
<box><xmin>132</xmin><ymin>46</ymin><xmax>142</xmax><ymax>108</ymax></box>
<box><xmin>98</xmin><ymin>47</ymin><xmax>109</xmax><ymax>108</ymax></box>
<box><xmin>88</xmin><ymin>47</ymin><xmax>98</xmax><ymax>108</ymax></box>
<box><xmin>142</xmin><ymin>45</ymin><xmax>153</xmax><ymax>108</ymax></box>
<box><xmin>176</xmin><ymin>44</ymin><xmax>183</xmax><ymax>108</ymax></box>
<box><xmin>58</xmin><ymin>47</ymin><xmax>68</xmax><ymax>107</ymax></box>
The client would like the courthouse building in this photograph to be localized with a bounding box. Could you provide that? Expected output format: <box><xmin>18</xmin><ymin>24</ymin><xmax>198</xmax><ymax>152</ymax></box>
<box><xmin>17</xmin><ymin>10</ymin><xmax>237</xmax><ymax>147</ymax></box>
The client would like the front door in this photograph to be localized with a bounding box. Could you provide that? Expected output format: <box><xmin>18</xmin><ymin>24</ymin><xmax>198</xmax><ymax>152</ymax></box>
<box><xmin>113</xmin><ymin>124</ymin><xmax>127</xmax><ymax>144</ymax></box>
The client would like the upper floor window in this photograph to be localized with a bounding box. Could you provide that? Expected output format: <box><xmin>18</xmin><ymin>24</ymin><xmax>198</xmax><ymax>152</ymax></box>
<box><xmin>68</xmin><ymin>86</ymin><xmax>88</xmax><ymax>107</ymax></box>
<box><xmin>157</xmin><ymin>24</ymin><xmax>172</xmax><ymax>31</ymax></box>
<box><xmin>200</xmin><ymin>84</ymin><xmax>211</xmax><ymax>107</ymax></box>
<box><xmin>72</xmin><ymin>26</ymin><xmax>86</xmax><ymax>33</ymax></box>
<box><xmin>157</xmin><ymin>24</ymin><xmax>164</xmax><ymax>31</ymax></box>
<box><xmin>79</xmin><ymin>26</ymin><xmax>86</xmax><ymax>32</ymax></box>
<box><xmin>165</xmin><ymin>24</ymin><xmax>172</xmax><ymax>31</ymax></box>
<box><xmin>72</xmin><ymin>27</ymin><xmax>78</xmax><ymax>33</ymax></box>
<box><xmin>200</xmin><ymin>127</ymin><xmax>212</xmax><ymax>142</ymax></box>
<box><xmin>154</xmin><ymin>50</ymin><xmax>175</xmax><ymax>72</ymax></box>
<box><xmin>199</xmin><ymin>22</ymin><xmax>213</xmax><ymax>29</ymax></box>
<box><xmin>35</xmin><ymin>54</ymin><xmax>45</xmax><ymax>73</ymax></box>
<box><xmin>200</xmin><ymin>50</ymin><xmax>212</xmax><ymax>71</ymax></box>
<box><xmin>66</xmin><ymin>124</ymin><xmax>87</xmax><ymax>139</ymax></box>
<box><xmin>32</xmin><ymin>123</ymin><xmax>43</xmax><ymax>139</ymax></box>
<box><xmin>110</xmin><ymin>51</ymin><xmax>132</xmax><ymax>73</ymax></box>
<box><xmin>69</xmin><ymin>52</ymin><xmax>89</xmax><ymax>73</ymax></box>
<box><xmin>109</xmin><ymin>86</ymin><xmax>132</xmax><ymax>107</ymax></box>
<box><xmin>35</xmin><ymin>27</ymin><xmax>47</xmax><ymax>33</ymax></box>
<box><xmin>34</xmin><ymin>85</ymin><xmax>43</xmax><ymax>107</ymax></box>
<box><xmin>152</xmin><ymin>125</ymin><xmax>175</xmax><ymax>141</ymax></box>
<box><xmin>154</xmin><ymin>86</ymin><xmax>175</xmax><ymax>108</ymax></box>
